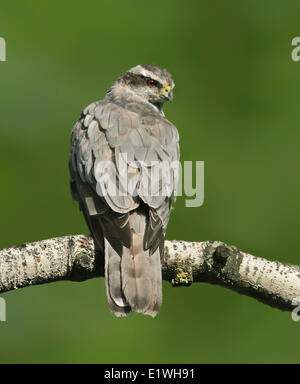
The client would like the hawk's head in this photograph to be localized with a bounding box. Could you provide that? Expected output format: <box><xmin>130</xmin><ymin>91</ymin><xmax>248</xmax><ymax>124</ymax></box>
<box><xmin>112</xmin><ymin>64</ymin><xmax>175</xmax><ymax>110</ymax></box>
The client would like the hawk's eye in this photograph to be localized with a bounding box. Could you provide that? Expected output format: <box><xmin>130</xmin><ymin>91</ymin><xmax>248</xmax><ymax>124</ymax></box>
<box><xmin>147</xmin><ymin>79</ymin><xmax>157</xmax><ymax>88</ymax></box>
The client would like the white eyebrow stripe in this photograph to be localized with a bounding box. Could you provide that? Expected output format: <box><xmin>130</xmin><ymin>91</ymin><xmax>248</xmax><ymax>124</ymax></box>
<box><xmin>129</xmin><ymin>65</ymin><xmax>165</xmax><ymax>85</ymax></box>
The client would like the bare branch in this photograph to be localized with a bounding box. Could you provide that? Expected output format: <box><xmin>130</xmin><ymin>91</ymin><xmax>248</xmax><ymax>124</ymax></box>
<box><xmin>0</xmin><ymin>235</ymin><xmax>299</xmax><ymax>312</ymax></box>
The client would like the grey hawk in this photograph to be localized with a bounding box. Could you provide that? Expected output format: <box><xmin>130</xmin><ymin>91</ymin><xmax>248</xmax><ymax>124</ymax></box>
<box><xmin>69</xmin><ymin>64</ymin><xmax>179</xmax><ymax>316</ymax></box>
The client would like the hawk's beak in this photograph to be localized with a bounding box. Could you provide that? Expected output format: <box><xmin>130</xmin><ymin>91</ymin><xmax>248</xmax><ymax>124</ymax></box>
<box><xmin>160</xmin><ymin>86</ymin><xmax>173</xmax><ymax>102</ymax></box>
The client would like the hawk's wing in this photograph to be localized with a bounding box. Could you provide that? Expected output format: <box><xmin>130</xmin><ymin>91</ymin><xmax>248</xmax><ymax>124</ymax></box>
<box><xmin>69</xmin><ymin>100</ymin><xmax>179</xmax><ymax>253</ymax></box>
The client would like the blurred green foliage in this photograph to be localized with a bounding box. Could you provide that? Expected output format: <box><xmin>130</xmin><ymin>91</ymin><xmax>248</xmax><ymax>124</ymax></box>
<box><xmin>0</xmin><ymin>0</ymin><xmax>299</xmax><ymax>363</ymax></box>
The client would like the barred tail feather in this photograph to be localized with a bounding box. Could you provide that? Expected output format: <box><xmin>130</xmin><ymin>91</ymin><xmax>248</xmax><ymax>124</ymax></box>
<box><xmin>104</xmin><ymin>238</ymin><xmax>131</xmax><ymax>317</ymax></box>
<box><xmin>105</xmin><ymin>212</ymin><xmax>163</xmax><ymax>317</ymax></box>
<box><xmin>121</xmin><ymin>231</ymin><xmax>162</xmax><ymax>317</ymax></box>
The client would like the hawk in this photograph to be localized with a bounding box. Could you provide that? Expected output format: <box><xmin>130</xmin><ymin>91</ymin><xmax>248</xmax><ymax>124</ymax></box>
<box><xmin>69</xmin><ymin>64</ymin><xmax>179</xmax><ymax>316</ymax></box>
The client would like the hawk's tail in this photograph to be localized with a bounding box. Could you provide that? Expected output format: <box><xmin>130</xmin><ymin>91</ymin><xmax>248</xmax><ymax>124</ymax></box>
<box><xmin>104</xmin><ymin>238</ymin><xmax>131</xmax><ymax>317</ymax></box>
<box><xmin>104</xmin><ymin>213</ymin><xmax>162</xmax><ymax>317</ymax></box>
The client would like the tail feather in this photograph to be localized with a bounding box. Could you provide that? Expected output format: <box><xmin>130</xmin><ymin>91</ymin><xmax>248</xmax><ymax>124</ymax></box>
<box><xmin>105</xmin><ymin>238</ymin><xmax>131</xmax><ymax>317</ymax></box>
<box><xmin>147</xmin><ymin>247</ymin><xmax>162</xmax><ymax>315</ymax></box>
<box><xmin>121</xmin><ymin>231</ymin><xmax>161</xmax><ymax>315</ymax></box>
<box><xmin>104</xmin><ymin>212</ymin><xmax>163</xmax><ymax>317</ymax></box>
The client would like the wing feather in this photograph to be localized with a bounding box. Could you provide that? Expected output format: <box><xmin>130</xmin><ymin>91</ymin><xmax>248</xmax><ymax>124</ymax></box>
<box><xmin>70</xmin><ymin>100</ymin><xmax>179</xmax><ymax>253</ymax></box>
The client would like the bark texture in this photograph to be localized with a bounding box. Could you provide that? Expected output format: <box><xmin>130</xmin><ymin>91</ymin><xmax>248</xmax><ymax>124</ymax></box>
<box><xmin>0</xmin><ymin>235</ymin><xmax>299</xmax><ymax>312</ymax></box>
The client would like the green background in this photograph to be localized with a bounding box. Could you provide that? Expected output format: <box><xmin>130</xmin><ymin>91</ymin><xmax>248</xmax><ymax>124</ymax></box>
<box><xmin>0</xmin><ymin>0</ymin><xmax>299</xmax><ymax>364</ymax></box>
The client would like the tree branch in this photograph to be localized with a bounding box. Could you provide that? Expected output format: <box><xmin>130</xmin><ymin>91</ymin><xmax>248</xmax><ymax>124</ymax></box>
<box><xmin>0</xmin><ymin>235</ymin><xmax>299</xmax><ymax>312</ymax></box>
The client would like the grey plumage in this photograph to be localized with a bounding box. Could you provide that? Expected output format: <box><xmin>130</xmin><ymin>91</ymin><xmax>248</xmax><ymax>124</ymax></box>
<box><xmin>69</xmin><ymin>64</ymin><xmax>179</xmax><ymax>316</ymax></box>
